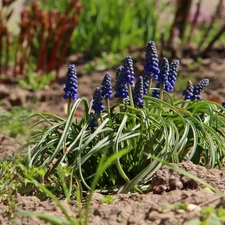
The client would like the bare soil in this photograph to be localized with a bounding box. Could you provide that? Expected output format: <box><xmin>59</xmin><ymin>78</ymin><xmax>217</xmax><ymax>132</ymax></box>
<box><xmin>1</xmin><ymin>48</ymin><xmax>225</xmax><ymax>224</ymax></box>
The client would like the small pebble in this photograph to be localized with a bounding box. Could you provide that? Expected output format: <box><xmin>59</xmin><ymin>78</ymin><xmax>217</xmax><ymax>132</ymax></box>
<box><xmin>169</xmin><ymin>180</ymin><xmax>183</xmax><ymax>190</ymax></box>
<box><xmin>187</xmin><ymin>204</ymin><xmax>201</xmax><ymax>212</ymax></box>
<box><xmin>153</xmin><ymin>185</ymin><xmax>168</xmax><ymax>194</ymax></box>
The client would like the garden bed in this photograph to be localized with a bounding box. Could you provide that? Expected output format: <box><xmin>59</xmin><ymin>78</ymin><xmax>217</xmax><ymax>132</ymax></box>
<box><xmin>1</xmin><ymin>162</ymin><xmax>225</xmax><ymax>224</ymax></box>
<box><xmin>1</xmin><ymin>47</ymin><xmax>225</xmax><ymax>224</ymax></box>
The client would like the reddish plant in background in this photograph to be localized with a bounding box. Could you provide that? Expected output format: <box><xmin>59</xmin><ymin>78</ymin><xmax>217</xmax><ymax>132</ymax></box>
<box><xmin>0</xmin><ymin>0</ymin><xmax>15</xmax><ymax>76</ymax></box>
<box><xmin>0</xmin><ymin>0</ymin><xmax>83</xmax><ymax>83</ymax></box>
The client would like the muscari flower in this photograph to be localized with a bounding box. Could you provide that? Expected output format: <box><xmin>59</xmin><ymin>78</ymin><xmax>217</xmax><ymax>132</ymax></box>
<box><xmin>114</xmin><ymin>65</ymin><xmax>129</xmax><ymax>99</ymax></box>
<box><xmin>183</xmin><ymin>79</ymin><xmax>209</xmax><ymax>100</ymax></box>
<box><xmin>165</xmin><ymin>59</ymin><xmax>180</xmax><ymax>92</ymax></box>
<box><xmin>122</xmin><ymin>56</ymin><xmax>135</xmax><ymax>86</ymax></box>
<box><xmin>144</xmin><ymin>41</ymin><xmax>160</xmax><ymax>79</ymax></box>
<box><xmin>63</xmin><ymin>64</ymin><xmax>78</xmax><ymax>100</ymax></box>
<box><xmin>92</xmin><ymin>87</ymin><xmax>104</xmax><ymax>114</ymax></box>
<box><xmin>192</xmin><ymin>78</ymin><xmax>209</xmax><ymax>100</ymax></box>
<box><xmin>143</xmin><ymin>41</ymin><xmax>160</xmax><ymax>94</ymax></box>
<box><xmin>152</xmin><ymin>57</ymin><xmax>169</xmax><ymax>98</ymax></box>
<box><xmin>183</xmin><ymin>80</ymin><xmax>194</xmax><ymax>100</ymax></box>
<box><xmin>101</xmin><ymin>72</ymin><xmax>112</xmax><ymax>99</ymax></box>
<box><xmin>158</xmin><ymin>57</ymin><xmax>170</xmax><ymax>84</ymax></box>
<box><xmin>133</xmin><ymin>76</ymin><xmax>144</xmax><ymax>106</ymax></box>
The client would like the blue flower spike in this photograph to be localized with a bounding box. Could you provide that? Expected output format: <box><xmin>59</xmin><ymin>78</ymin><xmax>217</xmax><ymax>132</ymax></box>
<box><xmin>63</xmin><ymin>64</ymin><xmax>78</xmax><ymax>101</ymax></box>
<box><xmin>166</xmin><ymin>59</ymin><xmax>180</xmax><ymax>92</ymax></box>
<box><xmin>152</xmin><ymin>57</ymin><xmax>169</xmax><ymax>99</ymax></box>
<box><xmin>143</xmin><ymin>41</ymin><xmax>160</xmax><ymax>94</ymax></box>
<box><xmin>114</xmin><ymin>65</ymin><xmax>129</xmax><ymax>99</ymax></box>
<box><xmin>122</xmin><ymin>56</ymin><xmax>135</xmax><ymax>107</ymax></box>
<box><xmin>63</xmin><ymin>64</ymin><xmax>78</xmax><ymax>117</ymax></box>
<box><xmin>183</xmin><ymin>80</ymin><xmax>194</xmax><ymax>100</ymax></box>
<box><xmin>183</xmin><ymin>79</ymin><xmax>209</xmax><ymax>100</ymax></box>
<box><xmin>158</xmin><ymin>57</ymin><xmax>170</xmax><ymax>85</ymax></box>
<box><xmin>92</xmin><ymin>87</ymin><xmax>105</xmax><ymax>114</ymax></box>
<box><xmin>123</xmin><ymin>56</ymin><xmax>135</xmax><ymax>87</ymax></box>
<box><xmin>101</xmin><ymin>72</ymin><xmax>112</xmax><ymax>117</ymax></box>
<box><xmin>192</xmin><ymin>78</ymin><xmax>209</xmax><ymax>100</ymax></box>
<box><xmin>133</xmin><ymin>76</ymin><xmax>144</xmax><ymax>106</ymax></box>
<box><xmin>101</xmin><ymin>72</ymin><xmax>112</xmax><ymax>99</ymax></box>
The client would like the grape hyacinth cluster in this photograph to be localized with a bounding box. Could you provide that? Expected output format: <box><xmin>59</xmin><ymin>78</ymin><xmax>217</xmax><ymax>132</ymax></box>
<box><xmin>157</xmin><ymin>57</ymin><xmax>170</xmax><ymax>84</ymax></box>
<box><xmin>63</xmin><ymin>64</ymin><xmax>78</xmax><ymax>100</ymax></box>
<box><xmin>101</xmin><ymin>72</ymin><xmax>112</xmax><ymax>99</ymax></box>
<box><xmin>192</xmin><ymin>78</ymin><xmax>209</xmax><ymax>100</ymax></box>
<box><xmin>152</xmin><ymin>57</ymin><xmax>170</xmax><ymax>98</ymax></box>
<box><xmin>63</xmin><ymin>41</ymin><xmax>214</xmax><ymax>124</ymax></box>
<box><xmin>122</xmin><ymin>56</ymin><xmax>135</xmax><ymax>87</ymax></box>
<box><xmin>92</xmin><ymin>87</ymin><xmax>105</xmax><ymax>114</ymax></box>
<box><xmin>143</xmin><ymin>41</ymin><xmax>160</xmax><ymax>94</ymax></box>
<box><xmin>114</xmin><ymin>56</ymin><xmax>135</xmax><ymax>101</ymax></box>
<box><xmin>133</xmin><ymin>76</ymin><xmax>144</xmax><ymax>106</ymax></box>
<box><xmin>114</xmin><ymin>65</ymin><xmax>128</xmax><ymax>99</ymax></box>
<box><xmin>183</xmin><ymin>79</ymin><xmax>209</xmax><ymax>100</ymax></box>
<box><xmin>165</xmin><ymin>60</ymin><xmax>180</xmax><ymax>92</ymax></box>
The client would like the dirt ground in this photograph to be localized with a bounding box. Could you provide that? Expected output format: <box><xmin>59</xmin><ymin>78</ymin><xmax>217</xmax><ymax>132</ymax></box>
<box><xmin>1</xmin><ymin>162</ymin><xmax>225</xmax><ymax>225</ymax></box>
<box><xmin>0</xmin><ymin>47</ymin><xmax>225</xmax><ymax>224</ymax></box>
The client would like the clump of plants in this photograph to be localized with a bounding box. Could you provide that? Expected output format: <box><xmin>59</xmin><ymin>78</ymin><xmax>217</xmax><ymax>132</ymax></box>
<box><xmin>0</xmin><ymin>0</ymin><xmax>82</xmax><ymax>83</ymax></box>
<box><xmin>22</xmin><ymin>41</ymin><xmax>225</xmax><ymax>196</ymax></box>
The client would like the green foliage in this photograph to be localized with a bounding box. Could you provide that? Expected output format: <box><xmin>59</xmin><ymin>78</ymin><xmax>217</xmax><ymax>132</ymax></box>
<box><xmin>39</xmin><ymin>0</ymin><xmax>72</xmax><ymax>13</ymax></box>
<box><xmin>99</xmin><ymin>195</ymin><xmax>116</xmax><ymax>204</ymax></box>
<box><xmin>83</xmin><ymin>52</ymin><xmax>125</xmax><ymax>73</ymax></box>
<box><xmin>71</xmin><ymin>0</ymin><xmax>158</xmax><ymax>56</ymax></box>
<box><xmin>188</xmin><ymin>207</ymin><xmax>225</xmax><ymax>225</ymax></box>
<box><xmin>18</xmin><ymin>162</ymin><xmax>82</xmax><ymax>225</ymax></box>
<box><xmin>0</xmin><ymin>158</ymin><xmax>23</xmax><ymax>219</ymax></box>
<box><xmin>0</xmin><ymin>106</ymin><xmax>31</xmax><ymax>138</ymax></box>
<box><xmin>15</xmin><ymin>65</ymin><xmax>56</xmax><ymax>91</ymax></box>
<box><xmin>0</xmin><ymin>148</ymin><xmax>126</xmax><ymax>224</ymax></box>
<box><xmin>163</xmin><ymin>203</ymin><xmax>188</xmax><ymax>211</ymax></box>
<box><xmin>24</xmin><ymin>81</ymin><xmax>225</xmax><ymax>194</ymax></box>
<box><xmin>0</xmin><ymin>158</ymin><xmax>83</xmax><ymax>224</ymax></box>
<box><xmin>21</xmin><ymin>39</ymin><xmax>225</xmax><ymax>194</ymax></box>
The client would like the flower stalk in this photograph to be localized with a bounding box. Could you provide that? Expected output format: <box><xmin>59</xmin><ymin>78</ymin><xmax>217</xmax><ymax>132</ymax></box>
<box><xmin>63</xmin><ymin>64</ymin><xmax>78</xmax><ymax>117</ymax></box>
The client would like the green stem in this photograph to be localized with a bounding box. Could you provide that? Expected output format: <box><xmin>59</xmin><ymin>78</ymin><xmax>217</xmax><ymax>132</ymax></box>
<box><xmin>100</xmin><ymin>112</ymin><xmax>103</xmax><ymax>123</ymax></box>
<box><xmin>147</xmin><ymin>77</ymin><xmax>153</xmax><ymax>96</ymax></box>
<box><xmin>105</xmin><ymin>98</ymin><xmax>112</xmax><ymax>129</ymax></box>
<box><xmin>105</xmin><ymin>98</ymin><xmax>111</xmax><ymax>118</ymax></box>
<box><xmin>159</xmin><ymin>82</ymin><xmax>164</xmax><ymax>116</ymax></box>
<box><xmin>67</xmin><ymin>96</ymin><xmax>71</xmax><ymax>118</ymax></box>
<box><xmin>128</xmin><ymin>83</ymin><xmax>136</xmax><ymax>127</ymax></box>
<box><xmin>128</xmin><ymin>83</ymin><xmax>134</xmax><ymax>108</ymax></box>
<box><xmin>160</xmin><ymin>82</ymin><xmax>164</xmax><ymax>102</ymax></box>
<box><xmin>145</xmin><ymin>77</ymin><xmax>153</xmax><ymax>107</ymax></box>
